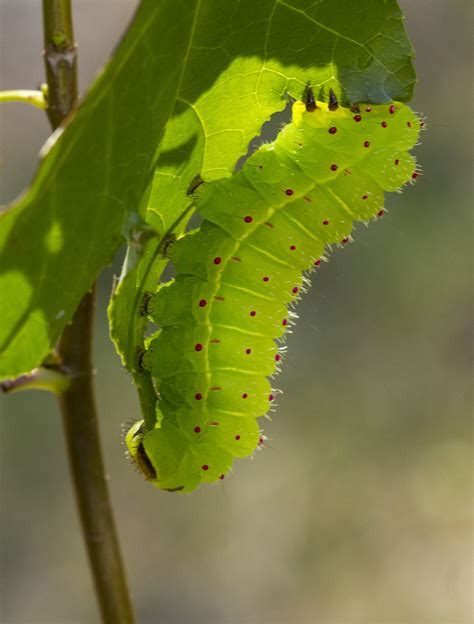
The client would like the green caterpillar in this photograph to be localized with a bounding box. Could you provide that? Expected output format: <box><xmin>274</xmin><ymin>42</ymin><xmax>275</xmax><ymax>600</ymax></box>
<box><xmin>126</xmin><ymin>90</ymin><xmax>422</xmax><ymax>493</ymax></box>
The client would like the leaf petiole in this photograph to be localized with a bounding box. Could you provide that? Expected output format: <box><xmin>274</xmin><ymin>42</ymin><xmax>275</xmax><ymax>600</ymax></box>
<box><xmin>0</xmin><ymin>366</ymin><xmax>70</xmax><ymax>395</ymax></box>
<box><xmin>0</xmin><ymin>88</ymin><xmax>48</xmax><ymax>109</ymax></box>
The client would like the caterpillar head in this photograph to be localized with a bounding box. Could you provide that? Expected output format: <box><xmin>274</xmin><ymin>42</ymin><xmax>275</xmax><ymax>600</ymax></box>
<box><xmin>124</xmin><ymin>417</ymin><xmax>199</xmax><ymax>492</ymax></box>
<box><xmin>125</xmin><ymin>420</ymin><xmax>158</xmax><ymax>482</ymax></box>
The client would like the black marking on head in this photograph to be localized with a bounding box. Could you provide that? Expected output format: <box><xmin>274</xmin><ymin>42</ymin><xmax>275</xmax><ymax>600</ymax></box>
<box><xmin>328</xmin><ymin>89</ymin><xmax>339</xmax><ymax>111</ymax></box>
<box><xmin>303</xmin><ymin>84</ymin><xmax>317</xmax><ymax>112</ymax></box>
<box><xmin>133</xmin><ymin>422</ymin><xmax>146</xmax><ymax>439</ymax></box>
<box><xmin>136</xmin><ymin>441</ymin><xmax>157</xmax><ymax>481</ymax></box>
<box><xmin>186</xmin><ymin>174</ymin><xmax>204</xmax><ymax>196</ymax></box>
<box><xmin>350</xmin><ymin>103</ymin><xmax>361</xmax><ymax>113</ymax></box>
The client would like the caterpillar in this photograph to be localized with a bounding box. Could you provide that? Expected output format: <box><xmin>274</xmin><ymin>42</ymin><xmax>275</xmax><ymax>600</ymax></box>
<box><xmin>125</xmin><ymin>90</ymin><xmax>422</xmax><ymax>493</ymax></box>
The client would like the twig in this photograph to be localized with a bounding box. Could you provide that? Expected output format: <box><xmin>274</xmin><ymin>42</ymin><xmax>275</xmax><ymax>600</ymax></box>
<box><xmin>42</xmin><ymin>0</ymin><xmax>77</xmax><ymax>126</ymax></box>
<box><xmin>42</xmin><ymin>2</ymin><xmax>135</xmax><ymax>622</ymax></box>
<box><xmin>58</xmin><ymin>291</ymin><xmax>135</xmax><ymax>624</ymax></box>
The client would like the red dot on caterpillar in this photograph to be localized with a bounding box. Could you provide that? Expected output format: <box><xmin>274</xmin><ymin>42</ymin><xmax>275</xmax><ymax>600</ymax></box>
<box><xmin>292</xmin><ymin>286</ymin><xmax>299</xmax><ymax>294</ymax></box>
<box><xmin>412</xmin><ymin>171</ymin><xmax>418</xmax><ymax>179</ymax></box>
<box><xmin>242</xmin><ymin>393</ymin><xmax>248</xmax><ymax>399</ymax></box>
<box><xmin>328</xmin><ymin>126</ymin><xmax>337</xmax><ymax>134</ymax></box>
<box><xmin>213</xmin><ymin>257</ymin><xmax>222</xmax><ymax>265</ymax></box>
<box><xmin>341</xmin><ymin>238</ymin><xmax>349</xmax><ymax>244</ymax></box>
<box><xmin>269</xmin><ymin>394</ymin><xmax>274</xmax><ymax>402</ymax></box>
<box><xmin>235</xmin><ymin>435</ymin><xmax>241</xmax><ymax>441</ymax></box>
<box><xmin>395</xmin><ymin>159</ymin><xmax>400</xmax><ymax>166</ymax></box>
<box><xmin>314</xmin><ymin>259</ymin><xmax>321</xmax><ymax>266</ymax></box>
<box><xmin>194</xmin><ymin>426</ymin><xmax>201</xmax><ymax>433</ymax></box>
<box><xmin>198</xmin><ymin>299</ymin><xmax>207</xmax><ymax>307</ymax></box>
<box><xmin>202</xmin><ymin>465</ymin><xmax>209</xmax><ymax>471</ymax></box>
<box><xmin>366</xmin><ymin>105</ymin><xmax>372</xmax><ymax>112</ymax></box>
<box><xmin>219</xmin><ymin>474</ymin><xmax>225</xmax><ymax>480</ymax></box>
<box><xmin>364</xmin><ymin>140</ymin><xmax>370</xmax><ymax>148</ymax></box>
<box><xmin>262</xmin><ymin>276</ymin><xmax>269</xmax><ymax>282</ymax></box>
<box><xmin>195</xmin><ymin>393</ymin><xmax>202</xmax><ymax>400</ymax></box>
<box><xmin>323</xmin><ymin>219</ymin><xmax>329</xmax><ymax>225</ymax></box>
<box><xmin>245</xmin><ymin>348</ymin><xmax>252</xmax><ymax>355</ymax></box>
<box><xmin>243</xmin><ymin>215</ymin><xmax>253</xmax><ymax>223</ymax></box>
<box><xmin>381</xmin><ymin>121</ymin><xmax>388</xmax><ymax>128</ymax></box>
<box><xmin>330</xmin><ymin>164</ymin><xmax>338</xmax><ymax>171</ymax></box>
<box><xmin>285</xmin><ymin>188</ymin><xmax>294</xmax><ymax>196</ymax></box>
<box><xmin>249</xmin><ymin>310</ymin><xmax>256</xmax><ymax>317</ymax></box>
<box><xmin>195</xmin><ymin>343</ymin><xmax>203</xmax><ymax>351</ymax></box>
<box><xmin>389</xmin><ymin>105</ymin><xmax>396</xmax><ymax>114</ymax></box>
<box><xmin>290</xmin><ymin>245</ymin><xmax>296</xmax><ymax>251</ymax></box>
<box><xmin>275</xmin><ymin>354</ymin><xmax>282</xmax><ymax>362</ymax></box>
<box><xmin>353</xmin><ymin>114</ymin><xmax>362</xmax><ymax>122</ymax></box>
<box><xmin>362</xmin><ymin>194</ymin><xmax>368</xmax><ymax>200</ymax></box>
<box><xmin>377</xmin><ymin>210</ymin><xmax>384</xmax><ymax>217</ymax></box>
<box><xmin>282</xmin><ymin>319</ymin><xmax>288</xmax><ymax>326</ymax></box>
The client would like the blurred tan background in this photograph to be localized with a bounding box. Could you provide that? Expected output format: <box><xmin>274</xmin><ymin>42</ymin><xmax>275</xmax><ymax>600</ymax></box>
<box><xmin>1</xmin><ymin>1</ymin><xmax>472</xmax><ymax>622</ymax></box>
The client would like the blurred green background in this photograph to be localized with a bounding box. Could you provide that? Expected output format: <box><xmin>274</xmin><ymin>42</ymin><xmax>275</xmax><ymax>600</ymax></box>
<box><xmin>1</xmin><ymin>1</ymin><xmax>472</xmax><ymax>622</ymax></box>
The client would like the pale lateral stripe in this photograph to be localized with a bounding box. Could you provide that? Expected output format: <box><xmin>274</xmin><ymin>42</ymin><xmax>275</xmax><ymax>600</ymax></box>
<box><xmin>280</xmin><ymin>209</ymin><xmax>322</xmax><ymax>243</ymax></box>
<box><xmin>324</xmin><ymin>185</ymin><xmax>357</xmax><ymax>217</ymax></box>
<box><xmin>212</xmin><ymin>323</ymin><xmax>270</xmax><ymax>338</ymax></box>
<box><xmin>212</xmin><ymin>408</ymin><xmax>261</xmax><ymax>418</ymax></box>
<box><xmin>245</xmin><ymin>241</ymin><xmax>293</xmax><ymax>268</ymax></box>
<box><xmin>219</xmin><ymin>280</ymin><xmax>274</xmax><ymax>302</ymax></box>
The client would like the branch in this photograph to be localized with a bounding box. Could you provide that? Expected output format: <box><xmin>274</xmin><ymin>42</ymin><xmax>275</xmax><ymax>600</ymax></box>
<box><xmin>42</xmin><ymin>0</ymin><xmax>77</xmax><ymax>127</ymax></box>
<box><xmin>41</xmin><ymin>2</ymin><xmax>135</xmax><ymax>622</ymax></box>
<box><xmin>58</xmin><ymin>291</ymin><xmax>135</xmax><ymax>624</ymax></box>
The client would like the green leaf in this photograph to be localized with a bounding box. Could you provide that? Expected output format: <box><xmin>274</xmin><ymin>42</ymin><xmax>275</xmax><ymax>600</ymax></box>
<box><xmin>0</xmin><ymin>0</ymin><xmax>415</xmax><ymax>379</ymax></box>
<box><xmin>110</xmin><ymin>0</ymin><xmax>416</xmax><ymax>380</ymax></box>
<box><xmin>147</xmin><ymin>0</ymin><xmax>416</xmax><ymax>229</ymax></box>
<box><xmin>0</xmin><ymin>1</ymin><xmax>197</xmax><ymax>378</ymax></box>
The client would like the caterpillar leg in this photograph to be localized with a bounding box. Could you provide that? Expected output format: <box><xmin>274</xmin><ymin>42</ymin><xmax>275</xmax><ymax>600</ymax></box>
<box><xmin>139</xmin><ymin>290</ymin><xmax>155</xmax><ymax>317</ymax></box>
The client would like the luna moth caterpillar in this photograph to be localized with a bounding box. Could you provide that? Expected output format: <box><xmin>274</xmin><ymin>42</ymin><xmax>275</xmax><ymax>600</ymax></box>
<box><xmin>125</xmin><ymin>89</ymin><xmax>422</xmax><ymax>493</ymax></box>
